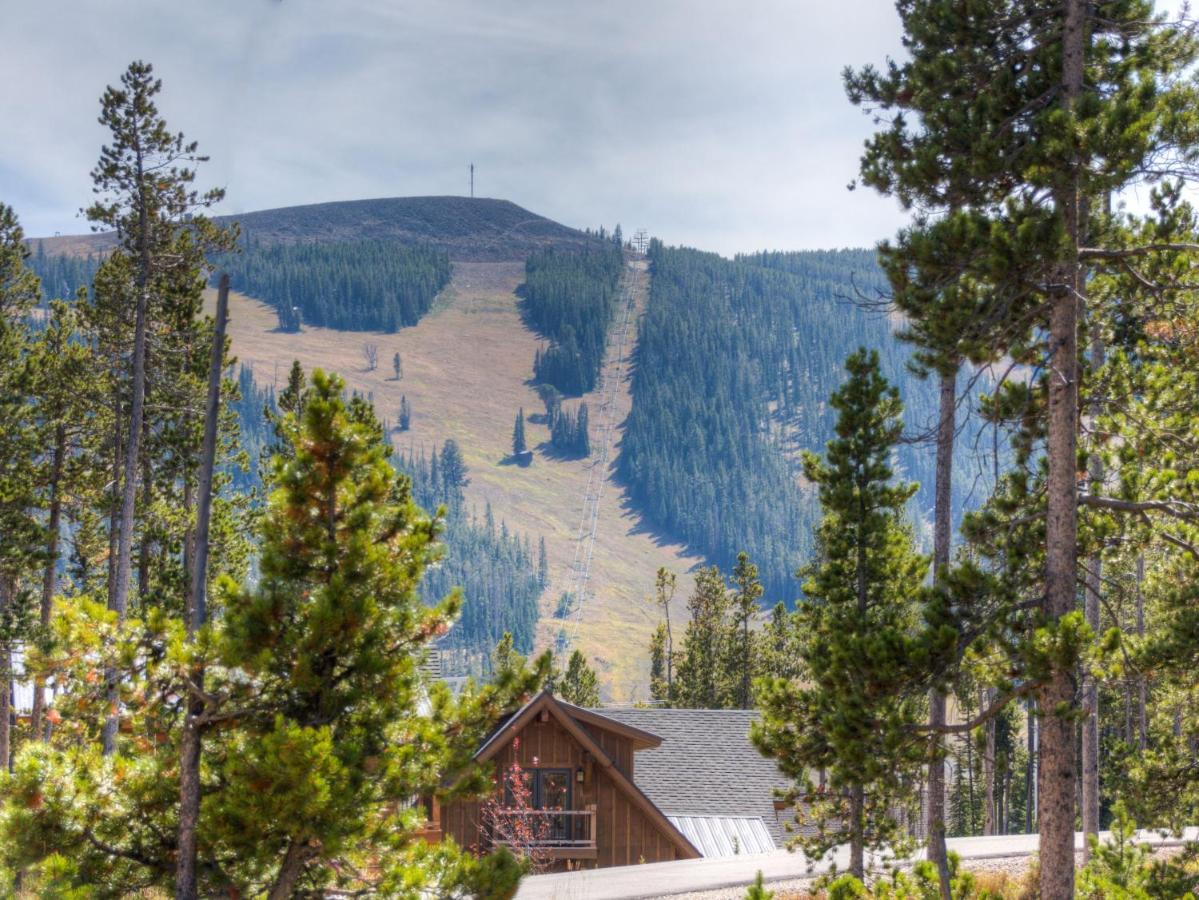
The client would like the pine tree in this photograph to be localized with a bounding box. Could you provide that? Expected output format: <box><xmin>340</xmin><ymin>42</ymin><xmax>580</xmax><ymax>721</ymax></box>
<box><xmin>491</xmin><ymin>631</ymin><xmax>520</xmax><ymax>678</ymax></box>
<box><xmin>85</xmin><ymin>61</ymin><xmax>236</xmax><ymax>752</ymax></box>
<box><xmin>392</xmin><ymin>350</ymin><xmax>403</xmax><ymax>381</ymax></box>
<box><xmin>753</xmin><ymin>349</ymin><xmax>928</xmax><ymax>880</ymax></box>
<box><xmin>26</xmin><ymin>299</ymin><xmax>102</xmax><ymax>739</ymax></box>
<box><xmin>399</xmin><ymin>395</ymin><xmax>411</xmax><ymax>431</ymax></box>
<box><xmin>0</xmin><ymin>204</ymin><xmax>42</xmax><ymax>769</ymax></box>
<box><xmin>673</xmin><ymin>567</ymin><xmax>733</xmax><ymax>709</ymax></box>
<box><xmin>759</xmin><ymin>603</ymin><xmax>805</xmax><ymax>684</ymax></box>
<box><xmin>265</xmin><ymin>359</ymin><xmax>307</xmax><ymax>463</ymax></box>
<box><xmin>513</xmin><ymin>408</ymin><xmax>527</xmax><ymax>456</ymax></box>
<box><xmin>86</xmin><ymin>59</ymin><xmax>232</xmax><ymax>623</ymax></box>
<box><xmin>729</xmin><ymin>552</ymin><xmax>763</xmax><ymax>710</ymax></box>
<box><xmin>439</xmin><ymin>439</ymin><xmax>467</xmax><ymax>506</ymax></box>
<box><xmin>847</xmin><ymin>0</ymin><xmax>1199</xmax><ymax>890</ymax></box>
<box><xmin>0</xmin><ymin>369</ymin><xmax>548</xmax><ymax>896</ymax></box>
<box><xmin>649</xmin><ymin>623</ymin><xmax>669</xmax><ymax>704</ymax></box>
<box><xmin>652</xmin><ymin>567</ymin><xmax>677</xmax><ymax>704</ymax></box>
<box><xmin>576</xmin><ymin>402</ymin><xmax>590</xmax><ymax>457</ymax></box>
<box><xmin>555</xmin><ymin>650</ymin><xmax>600</xmax><ymax>707</ymax></box>
<box><xmin>744</xmin><ymin>871</ymin><xmax>774</xmax><ymax>900</ymax></box>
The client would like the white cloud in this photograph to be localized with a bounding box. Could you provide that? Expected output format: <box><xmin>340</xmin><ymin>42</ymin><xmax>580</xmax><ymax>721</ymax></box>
<box><xmin>0</xmin><ymin>0</ymin><xmax>910</xmax><ymax>254</ymax></box>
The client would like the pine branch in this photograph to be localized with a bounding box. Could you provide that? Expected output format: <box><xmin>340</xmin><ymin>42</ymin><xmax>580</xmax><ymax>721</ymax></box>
<box><xmin>1079</xmin><ymin>243</ymin><xmax>1199</xmax><ymax>259</ymax></box>
<box><xmin>1081</xmin><ymin>495</ymin><xmax>1199</xmax><ymax>519</ymax></box>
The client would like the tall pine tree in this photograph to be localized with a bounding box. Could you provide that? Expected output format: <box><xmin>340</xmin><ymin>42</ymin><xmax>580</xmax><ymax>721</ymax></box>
<box><xmin>753</xmin><ymin>350</ymin><xmax>927</xmax><ymax>879</ymax></box>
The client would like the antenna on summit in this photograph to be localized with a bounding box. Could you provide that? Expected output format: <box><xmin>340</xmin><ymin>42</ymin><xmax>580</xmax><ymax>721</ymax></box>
<box><xmin>469</xmin><ymin>163</ymin><xmax>474</xmax><ymax>198</ymax></box>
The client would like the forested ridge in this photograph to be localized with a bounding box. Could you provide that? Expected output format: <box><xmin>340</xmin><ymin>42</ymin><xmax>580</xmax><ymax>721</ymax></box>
<box><xmin>621</xmin><ymin>242</ymin><xmax>979</xmax><ymax>601</ymax></box>
<box><xmin>218</xmin><ymin>235</ymin><xmax>451</xmax><ymax>332</ymax></box>
<box><xmin>26</xmin><ymin>233</ymin><xmax>454</xmax><ymax>335</ymax></box>
<box><xmin>524</xmin><ymin>242</ymin><xmax>624</xmax><ymax>395</ymax></box>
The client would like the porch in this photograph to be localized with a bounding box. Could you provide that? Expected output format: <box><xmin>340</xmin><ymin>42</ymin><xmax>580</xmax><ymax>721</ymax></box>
<box><xmin>491</xmin><ymin>804</ymin><xmax>598</xmax><ymax>859</ymax></box>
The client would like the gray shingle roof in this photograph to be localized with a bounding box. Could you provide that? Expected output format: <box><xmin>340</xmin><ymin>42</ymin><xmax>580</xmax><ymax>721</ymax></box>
<box><xmin>594</xmin><ymin>708</ymin><xmax>794</xmax><ymax>846</ymax></box>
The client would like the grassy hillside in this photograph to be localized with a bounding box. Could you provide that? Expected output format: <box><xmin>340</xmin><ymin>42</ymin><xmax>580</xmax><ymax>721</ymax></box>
<box><xmin>32</xmin><ymin>196</ymin><xmax>601</xmax><ymax>262</ymax></box>
<box><xmin>208</xmin><ymin>259</ymin><xmax>702</xmax><ymax>702</ymax></box>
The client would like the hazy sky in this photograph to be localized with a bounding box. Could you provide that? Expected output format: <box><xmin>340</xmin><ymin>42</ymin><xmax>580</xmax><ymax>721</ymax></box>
<box><xmin>1</xmin><ymin>0</ymin><xmax>910</xmax><ymax>256</ymax></box>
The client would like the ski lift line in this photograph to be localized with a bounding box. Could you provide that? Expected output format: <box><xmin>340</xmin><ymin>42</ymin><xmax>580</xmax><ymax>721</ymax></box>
<box><xmin>559</xmin><ymin>267</ymin><xmax>636</xmax><ymax>623</ymax></box>
<box><xmin>565</xmin><ymin>263</ymin><xmax>642</xmax><ymax>646</ymax></box>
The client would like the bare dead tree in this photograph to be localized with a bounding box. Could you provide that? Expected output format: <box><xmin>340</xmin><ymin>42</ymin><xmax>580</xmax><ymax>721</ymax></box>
<box><xmin>363</xmin><ymin>342</ymin><xmax>379</xmax><ymax>372</ymax></box>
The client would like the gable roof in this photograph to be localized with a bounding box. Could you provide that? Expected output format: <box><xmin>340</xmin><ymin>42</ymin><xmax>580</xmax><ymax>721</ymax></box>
<box><xmin>594</xmin><ymin>708</ymin><xmax>794</xmax><ymax>847</ymax></box>
<box><xmin>474</xmin><ymin>692</ymin><xmax>702</xmax><ymax>860</ymax></box>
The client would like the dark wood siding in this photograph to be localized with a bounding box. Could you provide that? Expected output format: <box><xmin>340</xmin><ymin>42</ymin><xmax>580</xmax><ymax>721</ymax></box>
<box><xmin>440</xmin><ymin>713</ymin><xmax>682</xmax><ymax>869</ymax></box>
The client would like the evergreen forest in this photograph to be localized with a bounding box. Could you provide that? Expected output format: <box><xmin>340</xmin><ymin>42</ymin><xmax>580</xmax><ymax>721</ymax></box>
<box><xmin>524</xmin><ymin>243</ymin><xmax>624</xmax><ymax>395</ymax></box>
<box><xmin>394</xmin><ymin>442</ymin><xmax>545</xmax><ymax>658</ymax></box>
<box><xmin>25</xmin><ymin>243</ymin><xmax>103</xmax><ymax>305</ymax></box>
<box><xmin>219</xmin><ymin>235</ymin><xmax>452</xmax><ymax>332</ymax></box>
<box><xmin>621</xmin><ymin>242</ymin><xmax>982</xmax><ymax>600</ymax></box>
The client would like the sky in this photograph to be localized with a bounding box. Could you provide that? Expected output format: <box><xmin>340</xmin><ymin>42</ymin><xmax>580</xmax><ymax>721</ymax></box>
<box><xmin>0</xmin><ymin>0</ymin><xmax>911</xmax><ymax>257</ymax></box>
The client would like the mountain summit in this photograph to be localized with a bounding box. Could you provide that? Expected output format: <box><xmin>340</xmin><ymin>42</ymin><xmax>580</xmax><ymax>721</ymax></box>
<box><xmin>34</xmin><ymin>196</ymin><xmax>600</xmax><ymax>262</ymax></box>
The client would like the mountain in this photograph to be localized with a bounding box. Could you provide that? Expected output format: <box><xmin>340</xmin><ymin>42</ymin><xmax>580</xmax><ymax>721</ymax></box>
<box><xmin>27</xmin><ymin>196</ymin><xmax>972</xmax><ymax>701</ymax></box>
<box><xmin>31</xmin><ymin>196</ymin><xmax>602</xmax><ymax>262</ymax></box>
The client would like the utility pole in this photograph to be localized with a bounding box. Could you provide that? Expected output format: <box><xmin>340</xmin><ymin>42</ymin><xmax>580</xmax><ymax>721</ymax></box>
<box><xmin>470</xmin><ymin>163</ymin><xmax>474</xmax><ymax>198</ymax></box>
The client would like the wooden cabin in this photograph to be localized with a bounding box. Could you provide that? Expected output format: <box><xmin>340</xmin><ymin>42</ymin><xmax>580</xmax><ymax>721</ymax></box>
<box><xmin>437</xmin><ymin>691</ymin><xmax>702</xmax><ymax>869</ymax></box>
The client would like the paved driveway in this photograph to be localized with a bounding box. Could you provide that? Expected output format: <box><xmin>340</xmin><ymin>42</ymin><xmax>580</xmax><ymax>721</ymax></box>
<box><xmin>515</xmin><ymin>828</ymin><xmax>1199</xmax><ymax>900</ymax></box>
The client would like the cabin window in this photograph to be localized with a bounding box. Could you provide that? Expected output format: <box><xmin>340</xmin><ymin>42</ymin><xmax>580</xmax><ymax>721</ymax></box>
<box><xmin>504</xmin><ymin>768</ymin><xmax>574</xmax><ymax>842</ymax></box>
<box><xmin>504</xmin><ymin>768</ymin><xmax>573</xmax><ymax>810</ymax></box>
<box><xmin>536</xmin><ymin>769</ymin><xmax>571</xmax><ymax>811</ymax></box>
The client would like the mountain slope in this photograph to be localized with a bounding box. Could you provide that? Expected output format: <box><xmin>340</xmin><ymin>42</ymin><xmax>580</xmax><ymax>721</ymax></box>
<box><xmin>33</xmin><ymin>196</ymin><xmax>601</xmax><ymax>262</ymax></box>
<box><xmin>622</xmin><ymin>244</ymin><xmax>986</xmax><ymax>600</ymax></box>
<box><xmin>207</xmin><ymin>259</ymin><xmax>703</xmax><ymax>701</ymax></box>
<box><xmin>29</xmin><ymin>197</ymin><xmax>980</xmax><ymax>700</ymax></box>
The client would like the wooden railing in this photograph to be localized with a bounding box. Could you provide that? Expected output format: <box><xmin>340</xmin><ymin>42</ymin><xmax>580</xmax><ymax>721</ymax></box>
<box><xmin>493</xmin><ymin>805</ymin><xmax>597</xmax><ymax>849</ymax></box>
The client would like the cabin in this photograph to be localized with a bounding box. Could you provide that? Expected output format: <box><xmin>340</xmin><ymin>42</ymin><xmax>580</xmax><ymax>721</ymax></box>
<box><xmin>435</xmin><ymin>691</ymin><xmax>797</xmax><ymax>870</ymax></box>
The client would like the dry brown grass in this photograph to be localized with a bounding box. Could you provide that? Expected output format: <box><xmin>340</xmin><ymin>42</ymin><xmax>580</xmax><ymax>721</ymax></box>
<box><xmin>209</xmin><ymin>259</ymin><xmax>703</xmax><ymax>700</ymax></box>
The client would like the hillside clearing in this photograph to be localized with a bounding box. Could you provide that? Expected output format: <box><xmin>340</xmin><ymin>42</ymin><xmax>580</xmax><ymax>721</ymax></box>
<box><xmin>209</xmin><ymin>259</ymin><xmax>702</xmax><ymax>700</ymax></box>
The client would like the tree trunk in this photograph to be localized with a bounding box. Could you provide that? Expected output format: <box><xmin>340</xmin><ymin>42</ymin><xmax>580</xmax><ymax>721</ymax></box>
<box><xmin>1026</xmin><ymin>698</ymin><xmax>1036</xmax><ymax>833</ymax></box>
<box><xmin>1135</xmin><ymin>555</ymin><xmax>1147</xmax><ymax>751</ymax></box>
<box><xmin>0</xmin><ymin>576</ymin><xmax>11</xmax><ymax>772</ymax></box>
<box><xmin>926</xmin><ymin>369</ymin><xmax>955</xmax><ymax>899</ymax></box>
<box><xmin>1040</xmin><ymin>262</ymin><xmax>1082</xmax><ymax>900</ymax></box>
<box><xmin>31</xmin><ymin>424</ymin><xmax>65</xmax><ymax>739</ymax></box>
<box><xmin>1038</xmin><ymin>0</ymin><xmax>1086</xmax><ymax>891</ymax></box>
<box><xmin>176</xmin><ymin>707</ymin><xmax>203</xmax><ymax>900</ymax></box>
<box><xmin>181</xmin><ymin>480</ymin><xmax>195</xmax><ymax>620</ymax></box>
<box><xmin>176</xmin><ymin>276</ymin><xmax>228</xmax><ymax>900</ymax></box>
<box><xmin>1081</xmin><ymin>323</ymin><xmax>1105</xmax><ymax>853</ymax></box>
<box><xmin>112</xmin><ymin>262</ymin><xmax>148</xmax><ymax>621</ymax></box>
<box><xmin>742</xmin><ymin>617</ymin><xmax>751</xmax><ymax>710</ymax></box>
<box><xmin>137</xmin><ymin>430</ymin><xmax>153</xmax><ymax>604</ymax></box>
<box><xmin>267</xmin><ymin>840</ymin><xmax>315</xmax><ymax>900</ymax></box>
<box><xmin>106</xmin><ymin>151</ymin><xmax>152</xmax><ymax>755</ymax></box>
<box><xmin>984</xmin><ymin>687</ymin><xmax>997</xmax><ymax>836</ymax></box>
<box><xmin>966</xmin><ymin>726</ymin><xmax>976</xmax><ymax>833</ymax></box>
<box><xmin>849</xmin><ymin>783</ymin><xmax>865</xmax><ymax>880</ymax></box>
<box><xmin>107</xmin><ymin>389</ymin><xmax>122</xmax><ymax>605</ymax></box>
